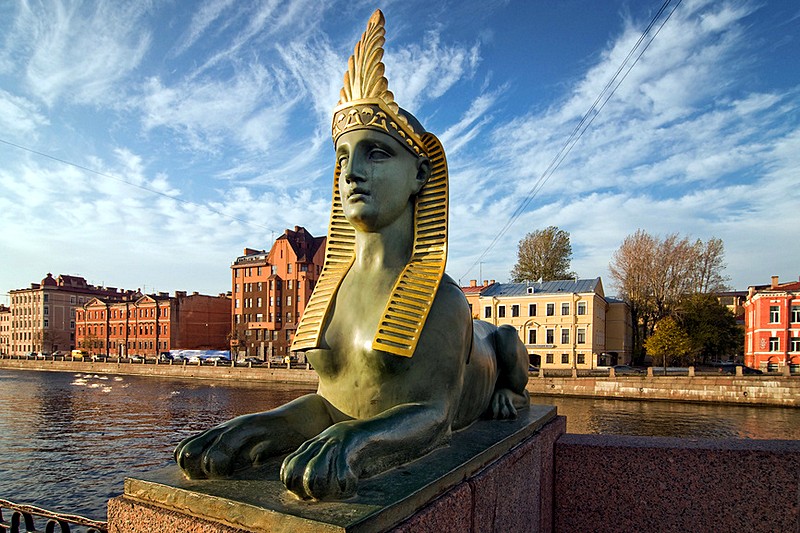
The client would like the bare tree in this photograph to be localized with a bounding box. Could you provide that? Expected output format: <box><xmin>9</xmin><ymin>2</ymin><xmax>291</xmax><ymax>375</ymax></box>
<box><xmin>609</xmin><ymin>230</ymin><xmax>730</xmax><ymax>361</ymax></box>
<box><xmin>689</xmin><ymin>237</ymin><xmax>730</xmax><ymax>294</ymax></box>
<box><xmin>511</xmin><ymin>226</ymin><xmax>576</xmax><ymax>282</ymax></box>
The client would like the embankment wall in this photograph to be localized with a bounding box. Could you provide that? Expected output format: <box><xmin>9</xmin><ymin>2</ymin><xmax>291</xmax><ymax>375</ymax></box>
<box><xmin>526</xmin><ymin>375</ymin><xmax>800</xmax><ymax>407</ymax></box>
<box><xmin>2</xmin><ymin>358</ymin><xmax>798</xmax><ymax>407</ymax></box>
<box><xmin>0</xmin><ymin>358</ymin><xmax>318</xmax><ymax>384</ymax></box>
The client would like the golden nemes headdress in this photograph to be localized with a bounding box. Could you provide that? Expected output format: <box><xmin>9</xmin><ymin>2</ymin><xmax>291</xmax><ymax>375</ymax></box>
<box><xmin>292</xmin><ymin>9</ymin><xmax>448</xmax><ymax>357</ymax></box>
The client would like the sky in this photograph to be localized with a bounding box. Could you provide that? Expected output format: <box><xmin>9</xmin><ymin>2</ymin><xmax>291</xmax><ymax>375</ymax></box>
<box><xmin>1</xmin><ymin>0</ymin><xmax>798</xmax><ymax>303</ymax></box>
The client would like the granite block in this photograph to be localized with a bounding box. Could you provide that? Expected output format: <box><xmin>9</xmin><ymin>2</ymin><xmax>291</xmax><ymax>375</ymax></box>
<box><xmin>554</xmin><ymin>434</ymin><xmax>800</xmax><ymax>533</ymax></box>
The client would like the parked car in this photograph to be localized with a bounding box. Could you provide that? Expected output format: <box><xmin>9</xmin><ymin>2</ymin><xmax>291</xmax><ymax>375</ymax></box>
<box><xmin>244</xmin><ymin>357</ymin><xmax>264</xmax><ymax>365</ymax></box>
<box><xmin>612</xmin><ymin>365</ymin><xmax>645</xmax><ymax>375</ymax></box>
<box><xmin>52</xmin><ymin>350</ymin><xmax>68</xmax><ymax>357</ymax></box>
<box><xmin>27</xmin><ymin>352</ymin><xmax>38</xmax><ymax>359</ymax></box>
<box><xmin>528</xmin><ymin>365</ymin><xmax>540</xmax><ymax>373</ymax></box>
<box><xmin>204</xmin><ymin>355</ymin><xmax>230</xmax><ymax>365</ymax></box>
<box><xmin>71</xmin><ymin>349</ymin><xmax>89</xmax><ymax>359</ymax></box>
<box><xmin>130</xmin><ymin>355</ymin><xmax>145</xmax><ymax>363</ymax></box>
<box><xmin>91</xmin><ymin>354</ymin><xmax>107</xmax><ymax>362</ymax></box>
<box><xmin>158</xmin><ymin>352</ymin><xmax>173</xmax><ymax>362</ymax></box>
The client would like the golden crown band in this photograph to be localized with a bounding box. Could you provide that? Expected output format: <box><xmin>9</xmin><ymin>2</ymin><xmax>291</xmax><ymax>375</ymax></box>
<box><xmin>332</xmin><ymin>99</ymin><xmax>427</xmax><ymax>159</ymax></box>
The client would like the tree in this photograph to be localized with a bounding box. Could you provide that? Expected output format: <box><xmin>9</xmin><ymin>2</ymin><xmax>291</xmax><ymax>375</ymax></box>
<box><xmin>689</xmin><ymin>237</ymin><xmax>730</xmax><ymax>294</ymax></box>
<box><xmin>609</xmin><ymin>230</ymin><xmax>731</xmax><ymax>361</ymax></box>
<box><xmin>676</xmin><ymin>293</ymin><xmax>743</xmax><ymax>364</ymax></box>
<box><xmin>644</xmin><ymin>317</ymin><xmax>693</xmax><ymax>368</ymax></box>
<box><xmin>511</xmin><ymin>226</ymin><xmax>575</xmax><ymax>282</ymax></box>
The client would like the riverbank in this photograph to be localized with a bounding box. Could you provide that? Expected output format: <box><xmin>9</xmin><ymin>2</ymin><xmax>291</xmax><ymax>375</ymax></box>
<box><xmin>1</xmin><ymin>357</ymin><xmax>797</xmax><ymax>407</ymax></box>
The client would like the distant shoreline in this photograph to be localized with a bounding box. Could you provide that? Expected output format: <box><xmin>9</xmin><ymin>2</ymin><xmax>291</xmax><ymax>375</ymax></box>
<box><xmin>1</xmin><ymin>357</ymin><xmax>798</xmax><ymax>408</ymax></box>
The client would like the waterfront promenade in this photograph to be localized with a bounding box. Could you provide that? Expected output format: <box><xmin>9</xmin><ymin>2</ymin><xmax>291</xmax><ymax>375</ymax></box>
<box><xmin>1</xmin><ymin>355</ymin><xmax>798</xmax><ymax>407</ymax></box>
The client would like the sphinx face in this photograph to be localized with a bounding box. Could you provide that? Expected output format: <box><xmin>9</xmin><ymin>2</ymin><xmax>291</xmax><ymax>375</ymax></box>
<box><xmin>335</xmin><ymin>129</ymin><xmax>428</xmax><ymax>232</ymax></box>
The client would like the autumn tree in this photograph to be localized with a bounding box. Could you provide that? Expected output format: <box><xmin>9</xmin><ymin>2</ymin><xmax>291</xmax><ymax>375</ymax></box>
<box><xmin>511</xmin><ymin>226</ymin><xmax>576</xmax><ymax>282</ymax></box>
<box><xmin>609</xmin><ymin>230</ymin><xmax>730</xmax><ymax>361</ymax></box>
<box><xmin>644</xmin><ymin>316</ymin><xmax>693</xmax><ymax>368</ymax></box>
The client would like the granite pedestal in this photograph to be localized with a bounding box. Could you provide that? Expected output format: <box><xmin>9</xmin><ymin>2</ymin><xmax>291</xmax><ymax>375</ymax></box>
<box><xmin>108</xmin><ymin>405</ymin><xmax>565</xmax><ymax>533</ymax></box>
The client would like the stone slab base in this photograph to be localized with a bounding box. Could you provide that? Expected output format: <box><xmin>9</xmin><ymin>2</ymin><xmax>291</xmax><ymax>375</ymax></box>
<box><xmin>108</xmin><ymin>405</ymin><xmax>565</xmax><ymax>533</ymax></box>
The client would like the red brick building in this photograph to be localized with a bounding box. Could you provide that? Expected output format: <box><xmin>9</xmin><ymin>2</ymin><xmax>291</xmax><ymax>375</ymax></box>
<box><xmin>76</xmin><ymin>291</ymin><xmax>231</xmax><ymax>357</ymax></box>
<box><xmin>231</xmin><ymin>226</ymin><xmax>326</xmax><ymax>361</ymax></box>
<box><xmin>744</xmin><ymin>275</ymin><xmax>800</xmax><ymax>371</ymax></box>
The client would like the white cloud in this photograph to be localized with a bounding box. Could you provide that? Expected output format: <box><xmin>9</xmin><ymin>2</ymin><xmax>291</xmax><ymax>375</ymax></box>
<box><xmin>386</xmin><ymin>31</ymin><xmax>481</xmax><ymax>112</ymax></box>
<box><xmin>0</xmin><ymin>90</ymin><xmax>49</xmax><ymax>139</ymax></box>
<box><xmin>7</xmin><ymin>0</ymin><xmax>152</xmax><ymax>106</ymax></box>
<box><xmin>140</xmin><ymin>64</ymin><xmax>297</xmax><ymax>153</ymax></box>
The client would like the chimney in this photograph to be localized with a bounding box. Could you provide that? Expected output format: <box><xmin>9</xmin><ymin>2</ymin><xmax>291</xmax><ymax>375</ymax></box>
<box><xmin>489</xmin><ymin>279</ymin><xmax>495</xmax><ymax>285</ymax></box>
<box><xmin>483</xmin><ymin>280</ymin><xmax>488</xmax><ymax>287</ymax></box>
<box><xmin>771</xmin><ymin>275</ymin><xmax>779</xmax><ymax>289</ymax></box>
<box><xmin>470</xmin><ymin>280</ymin><xmax>477</xmax><ymax>287</ymax></box>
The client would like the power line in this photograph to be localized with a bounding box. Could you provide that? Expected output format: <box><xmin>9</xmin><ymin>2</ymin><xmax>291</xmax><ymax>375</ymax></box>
<box><xmin>0</xmin><ymin>137</ymin><xmax>279</xmax><ymax>234</ymax></box>
<box><xmin>459</xmin><ymin>0</ymin><xmax>683</xmax><ymax>282</ymax></box>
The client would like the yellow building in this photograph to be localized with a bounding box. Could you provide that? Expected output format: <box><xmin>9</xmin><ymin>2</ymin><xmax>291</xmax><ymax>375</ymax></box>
<box><xmin>465</xmin><ymin>278</ymin><xmax>632</xmax><ymax>369</ymax></box>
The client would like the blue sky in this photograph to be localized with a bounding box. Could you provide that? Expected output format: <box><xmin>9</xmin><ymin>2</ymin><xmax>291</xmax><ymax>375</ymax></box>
<box><xmin>1</xmin><ymin>0</ymin><xmax>798</xmax><ymax>302</ymax></box>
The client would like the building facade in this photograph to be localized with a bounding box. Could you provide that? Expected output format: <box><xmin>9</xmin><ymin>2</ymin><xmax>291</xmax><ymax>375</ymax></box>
<box><xmin>463</xmin><ymin>278</ymin><xmax>632</xmax><ymax>369</ymax></box>
<box><xmin>230</xmin><ymin>226</ymin><xmax>326</xmax><ymax>361</ymax></box>
<box><xmin>7</xmin><ymin>274</ymin><xmax>138</xmax><ymax>356</ymax></box>
<box><xmin>744</xmin><ymin>275</ymin><xmax>800</xmax><ymax>371</ymax></box>
<box><xmin>0</xmin><ymin>305</ymin><xmax>10</xmax><ymax>355</ymax></box>
<box><xmin>75</xmin><ymin>291</ymin><xmax>231</xmax><ymax>357</ymax></box>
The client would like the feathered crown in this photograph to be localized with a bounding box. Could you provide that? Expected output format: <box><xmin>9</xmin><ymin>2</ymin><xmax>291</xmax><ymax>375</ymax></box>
<box><xmin>292</xmin><ymin>9</ymin><xmax>448</xmax><ymax>358</ymax></box>
<box><xmin>331</xmin><ymin>10</ymin><xmax>427</xmax><ymax>158</ymax></box>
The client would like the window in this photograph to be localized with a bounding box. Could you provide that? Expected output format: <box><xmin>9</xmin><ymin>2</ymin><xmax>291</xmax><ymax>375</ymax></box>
<box><xmin>288</xmin><ymin>280</ymin><xmax>293</xmax><ymax>290</ymax></box>
<box><xmin>769</xmin><ymin>337</ymin><xmax>779</xmax><ymax>351</ymax></box>
<box><xmin>43</xmin><ymin>306</ymin><xmax>49</xmax><ymax>316</ymax></box>
<box><xmin>546</xmin><ymin>303</ymin><xmax>555</xmax><ymax>316</ymax></box>
<box><xmin>769</xmin><ymin>306</ymin><xmax>780</xmax><ymax>323</ymax></box>
<box><xmin>484</xmin><ymin>306</ymin><xmax>492</xmax><ymax>319</ymax></box>
<box><xmin>546</xmin><ymin>329</ymin><xmax>554</xmax><ymax>344</ymax></box>
<box><xmin>511</xmin><ymin>305</ymin><xmax>519</xmax><ymax>317</ymax></box>
<box><xmin>287</xmin><ymin>296</ymin><xmax>292</xmax><ymax>306</ymax></box>
<box><xmin>561</xmin><ymin>329</ymin><xmax>570</xmax><ymax>344</ymax></box>
<box><xmin>561</xmin><ymin>353</ymin><xmax>569</xmax><ymax>364</ymax></box>
<box><xmin>577</xmin><ymin>353</ymin><xmax>585</xmax><ymax>365</ymax></box>
<box><xmin>577</xmin><ymin>301</ymin><xmax>587</xmax><ymax>315</ymax></box>
<box><xmin>577</xmin><ymin>329</ymin><xmax>586</xmax><ymax>344</ymax></box>
<box><xmin>70</xmin><ymin>296</ymin><xmax>76</xmax><ymax>304</ymax></box>
<box><xmin>235</xmin><ymin>299</ymin><xmax>240</xmax><ymax>309</ymax></box>
<box><xmin>792</xmin><ymin>306</ymin><xmax>800</xmax><ymax>323</ymax></box>
<box><xmin>546</xmin><ymin>354</ymin><xmax>553</xmax><ymax>364</ymax></box>
<box><xmin>529</xmin><ymin>304</ymin><xmax>537</xmax><ymax>316</ymax></box>
<box><xmin>561</xmin><ymin>303</ymin><xmax>570</xmax><ymax>315</ymax></box>
<box><xmin>287</xmin><ymin>264</ymin><xmax>293</xmax><ymax>273</ymax></box>
<box><xmin>257</xmin><ymin>298</ymin><xmax>262</xmax><ymax>307</ymax></box>
<box><xmin>271</xmin><ymin>265</ymin><xmax>278</xmax><ymax>275</ymax></box>
<box><xmin>791</xmin><ymin>337</ymin><xmax>800</xmax><ymax>352</ymax></box>
<box><xmin>43</xmin><ymin>319</ymin><xmax>49</xmax><ymax>327</ymax></box>
<box><xmin>498</xmin><ymin>305</ymin><xmax>506</xmax><ymax>318</ymax></box>
<box><xmin>528</xmin><ymin>329</ymin><xmax>537</xmax><ymax>344</ymax></box>
<box><xmin>43</xmin><ymin>294</ymin><xmax>48</xmax><ymax>302</ymax></box>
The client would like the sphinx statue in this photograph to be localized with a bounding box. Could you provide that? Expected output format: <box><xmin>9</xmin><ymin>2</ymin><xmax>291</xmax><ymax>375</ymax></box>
<box><xmin>174</xmin><ymin>9</ymin><xmax>530</xmax><ymax>500</ymax></box>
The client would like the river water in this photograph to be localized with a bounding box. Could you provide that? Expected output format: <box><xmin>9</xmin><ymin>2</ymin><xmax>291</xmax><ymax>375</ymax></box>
<box><xmin>1</xmin><ymin>368</ymin><xmax>798</xmax><ymax>522</ymax></box>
